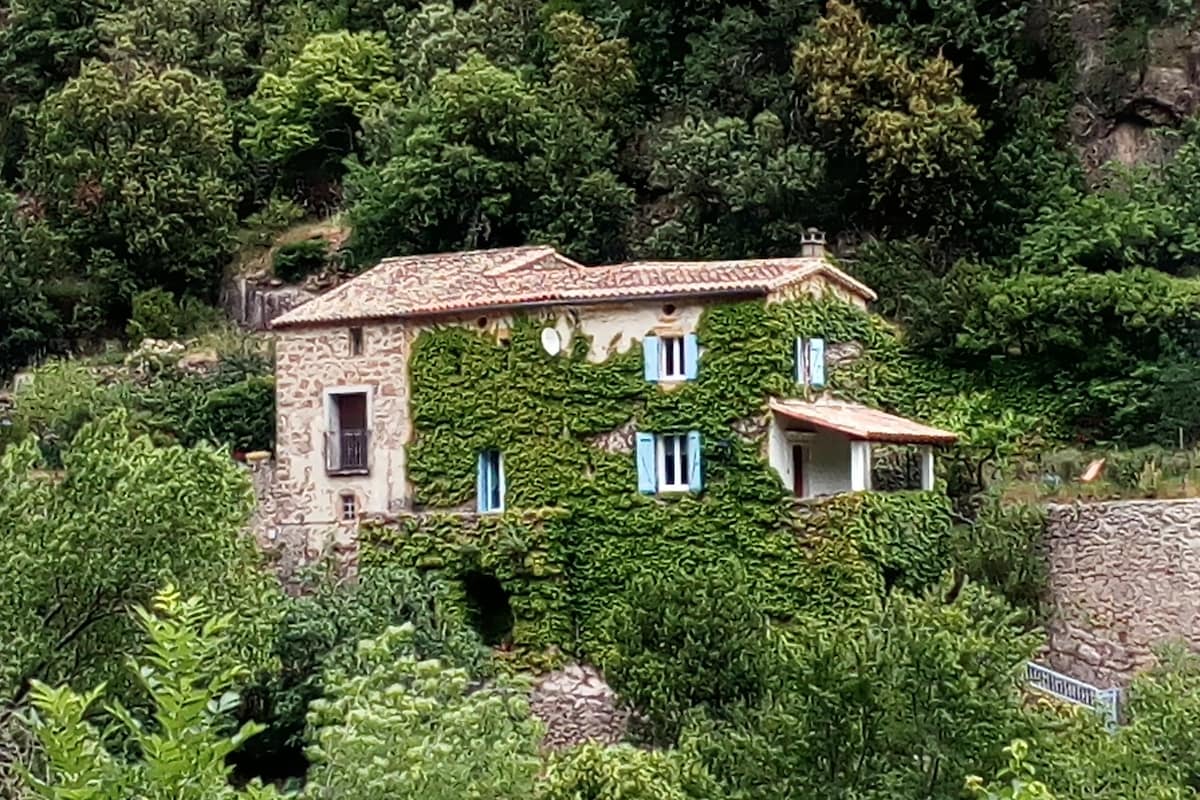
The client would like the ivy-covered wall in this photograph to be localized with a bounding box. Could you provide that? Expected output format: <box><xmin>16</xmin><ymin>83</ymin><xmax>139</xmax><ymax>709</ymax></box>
<box><xmin>362</xmin><ymin>296</ymin><xmax>959</xmax><ymax>656</ymax></box>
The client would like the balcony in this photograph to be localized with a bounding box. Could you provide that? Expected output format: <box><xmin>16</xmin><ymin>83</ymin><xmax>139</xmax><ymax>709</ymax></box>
<box><xmin>325</xmin><ymin>429</ymin><xmax>371</xmax><ymax>475</ymax></box>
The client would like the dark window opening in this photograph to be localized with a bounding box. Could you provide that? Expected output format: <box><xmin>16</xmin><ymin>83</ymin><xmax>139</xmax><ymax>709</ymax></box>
<box><xmin>662</xmin><ymin>303</ymin><xmax>676</xmax><ymax>316</ymax></box>
<box><xmin>349</xmin><ymin>327</ymin><xmax>364</xmax><ymax>355</ymax></box>
<box><xmin>462</xmin><ymin>572</ymin><xmax>514</xmax><ymax>647</ymax></box>
<box><xmin>477</xmin><ymin>316</ymin><xmax>489</xmax><ymax>329</ymax></box>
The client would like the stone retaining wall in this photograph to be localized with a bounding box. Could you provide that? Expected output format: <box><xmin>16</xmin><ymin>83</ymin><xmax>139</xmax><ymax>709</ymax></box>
<box><xmin>1045</xmin><ymin>499</ymin><xmax>1200</xmax><ymax>685</ymax></box>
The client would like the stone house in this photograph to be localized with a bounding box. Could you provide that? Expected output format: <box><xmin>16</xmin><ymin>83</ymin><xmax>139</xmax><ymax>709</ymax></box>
<box><xmin>267</xmin><ymin>233</ymin><xmax>956</xmax><ymax>555</ymax></box>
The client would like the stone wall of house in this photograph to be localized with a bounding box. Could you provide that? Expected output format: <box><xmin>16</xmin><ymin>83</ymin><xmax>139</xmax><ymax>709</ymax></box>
<box><xmin>274</xmin><ymin>321</ymin><xmax>415</xmax><ymax>537</ymax></box>
<box><xmin>1045</xmin><ymin>499</ymin><xmax>1200</xmax><ymax>686</ymax></box>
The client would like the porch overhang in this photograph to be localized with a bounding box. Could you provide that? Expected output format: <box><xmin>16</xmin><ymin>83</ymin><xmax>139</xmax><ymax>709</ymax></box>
<box><xmin>768</xmin><ymin>398</ymin><xmax>957</xmax><ymax>445</ymax></box>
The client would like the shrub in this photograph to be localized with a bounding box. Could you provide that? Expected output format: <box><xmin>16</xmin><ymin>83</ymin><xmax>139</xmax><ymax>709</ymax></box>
<box><xmin>23</xmin><ymin>586</ymin><xmax>282</xmax><ymax>800</ymax></box>
<box><xmin>600</xmin><ymin>560</ymin><xmax>777</xmax><ymax>745</ymax></box>
<box><xmin>189</xmin><ymin>375</ymin><xmax>276</xmax><ymax>453</ymax></box>
<box><xmin>272</xmin><ymin>239</ymin><xmax>330</xmax><ymax>283</ymax></box>
<box><xmin>304</xmin><ymin>623</ymin><xmax>539</xmax><ymax>800</ymax></box>
<box><xmin>126</xmin><ymin>288</ymin><xmax>182</xmax><ymax>342</ymax></box>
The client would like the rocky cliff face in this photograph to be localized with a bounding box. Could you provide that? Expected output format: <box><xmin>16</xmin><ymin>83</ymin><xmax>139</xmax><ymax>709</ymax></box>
<box><xmin>1069</xmin><ymin>0</ymin><xmax>1200</xmax><ymax>173</ymax></box>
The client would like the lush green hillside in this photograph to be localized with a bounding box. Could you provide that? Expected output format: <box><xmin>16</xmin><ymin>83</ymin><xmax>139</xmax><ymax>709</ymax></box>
<box><xmin>3</xmin><ymin>0</ymin><xmax>1199</xmax><ymax>446</ymax></box>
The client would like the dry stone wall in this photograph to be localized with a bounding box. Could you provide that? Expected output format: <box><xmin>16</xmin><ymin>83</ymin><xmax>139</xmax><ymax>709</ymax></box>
<box><xmin>1045</xmin><ymin>499</ymin><xmax>1200</xmax><ymax>685</ymax></box>
<box><xmin>530</xmin><ymin>664</ymin><xmax>628</xmax><ymax>749</ymax></box>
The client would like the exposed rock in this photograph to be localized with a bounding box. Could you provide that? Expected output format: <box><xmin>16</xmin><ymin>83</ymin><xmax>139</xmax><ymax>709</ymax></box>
<box><xmin>1070</xmin><ymin>0</ymin><xmax>1200</xmax><ymax>173</ymax></box>
<box><xmin>176</xmin><ymin>348</ymin><xmax>220</xmax><ymax>373</ymax></box>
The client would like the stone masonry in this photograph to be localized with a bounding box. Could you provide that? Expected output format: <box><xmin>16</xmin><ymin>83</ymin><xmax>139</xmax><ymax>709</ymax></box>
<box><xmin>530</xmin><ymin>664</ymin><xmax>629</xmax><ymax>749</ymax></box>
<box><xmin>1045</xmin><ymin>499</ymin><xmax>1200</xmax><ymax>685</ymax></box>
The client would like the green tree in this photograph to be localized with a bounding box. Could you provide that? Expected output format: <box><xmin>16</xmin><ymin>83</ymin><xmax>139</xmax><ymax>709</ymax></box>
<box><xmin>689</xmin><ymin>582</ymin><xmax>1039</xmax><ymax>799</ymax></box>
<box><xmin>23</xmin><ymin>61</ymin><xmax>239</xmax><ymax>320</ymax></box>
<box><xmin>793</xmin><ymin>0</ymin><xmax>983</xmax><ymax>225</ymax></box>
<box><xmin>0</xmin><ymin>191</ymin><xmax>61</xmax><ymax>375</ymax></box>
<box><xmin>346</xmin><ymin>53</ymin><xmax>633</xmax><ymax>263</ymax></box>
<box><xmin>237</xmin><ymin>563</ymin><xmax>488</xmax><ymax>779</ymax></box>
<box><xmin>243</xmin><ymin>31</ymin><xmax>401</xmax><ymax>180</ymax></box>
<box><xmin>601</xmin><ymin>561</ymin><xmax>777</xmax><ymax>745</ymax></box>
<box><xmin>303</xmin><ymin>623</ymin><xmax>541</xmax><ymax>799</ymax></box>
<box><xmin>98</xmin><ymin>0</ymin><xmax>263</xmax><ymax>95</ymax></box>
<box><xmin>22</xmin><ymin>586</ymin><xmax>282</xmax><ymax>800</ymax></box>
<box><xmin>640</xmin><ymin>112</ymin><xmax>826</xmax><ymax>258</ymax></box>
<box><xmin>0</xmin><ymin>411</ymin><xmax>280</xmax><ymax>706</ymax></box>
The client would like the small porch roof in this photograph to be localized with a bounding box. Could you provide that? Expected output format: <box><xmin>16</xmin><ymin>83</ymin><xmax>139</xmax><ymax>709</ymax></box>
<box><xmin>769</xmin><ymin>398</ymin><xmax>958</xmax><ymax>445</ymax></box>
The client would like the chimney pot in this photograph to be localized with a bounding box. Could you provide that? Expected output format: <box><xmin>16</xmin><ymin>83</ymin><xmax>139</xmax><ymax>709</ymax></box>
<box><xmin>800</xmin><ymin>228</ymin><xmax>827</xmax><ymax>258</ymax></box>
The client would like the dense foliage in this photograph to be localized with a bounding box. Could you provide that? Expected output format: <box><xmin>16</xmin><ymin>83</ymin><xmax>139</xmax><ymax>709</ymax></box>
<box><xmin>0</xmin><ymin>0</ymin><xmax>1191</xmax><ymax>452</ymax></box>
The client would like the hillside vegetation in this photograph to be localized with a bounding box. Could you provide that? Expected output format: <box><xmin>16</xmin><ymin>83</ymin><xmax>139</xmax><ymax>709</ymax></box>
<box><xmin>2</xmin><ymin>0</ymin><xmax>1199</xmax><ymax>448</ymax></box>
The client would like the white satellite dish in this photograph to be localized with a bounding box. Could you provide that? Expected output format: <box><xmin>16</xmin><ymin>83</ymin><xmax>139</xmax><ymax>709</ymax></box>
<box><xmin>540</xmin><ymin>328</ymin><xmax>561</xmax><ymax>356</ymax></box>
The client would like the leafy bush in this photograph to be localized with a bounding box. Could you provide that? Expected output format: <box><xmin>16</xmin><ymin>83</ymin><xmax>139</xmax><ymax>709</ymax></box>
<box><xmin>236</xmin><ymin>563</ymin><xmax>489</xmax><ymax>782</ymax></box>
<box><xmin>272</xmin><ymin>239</ymin><xmax>330</xmax><ymax>283</ymax></box>
<box><xmin>126</xmin><ymin>288</ymin><xmax>181</xmax><ymax>342</ymax></box>
<box><xmin>601</xmin><ymin>561</ymin><xmax>777</xmax><ymax>745</ymax></box>
<box><xmin>950</xmin><ymin>498</ymin><xmax>1047</xmax><ymax>620</ymax></box>
<box><xmin>10</xmin><ymin>360</ymin><xmax>128</xmax><ymax>466</ymax></box>
<box><xmin>538</xmin><ymin>744</ymin><xmax>719</xmax><ymax>800</ymax></box>
<box><xmin>188</xmin><ymin>375</ymin><xmax>275</xmax><ymax>453</ymax></box>
<box><xmin>688</xmin><ymin>581</ymin><xmax>1040</xmax><ymax>800</ymax></box>
<box><xmin>304</xmin><ymin>623</ymin><xmax>540</xmax><ymax>799</ymax></box>
<box><xmin>23</xmin><ymin>587</ymin><xmax>283</xmax><ymax>800</ymax></box>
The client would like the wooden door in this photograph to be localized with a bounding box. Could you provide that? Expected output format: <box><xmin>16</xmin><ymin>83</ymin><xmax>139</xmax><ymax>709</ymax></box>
<box><xmin>792</xmin><ymin>444</ymin><xmax>805</xmax><ymax>497</ymax></box>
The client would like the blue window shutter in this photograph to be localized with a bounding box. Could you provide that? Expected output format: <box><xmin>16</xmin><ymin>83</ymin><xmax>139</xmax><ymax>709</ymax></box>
<box><xmin>808</xmin><ymin>338</ymin><xmax>826</xmax><ymax>388</ymax></box>
<box><xmin>635</xmin><ymin>433</ymin><xmax>657</xmax><ymax>494</ymax></box>
<box><xmin>795</xmin><ymin>337</ymin><xmax>806</xmax><ymax>384</ymax></box>
<box><xmin>687</xmin><ymin>431</ymin><xmax>703</xmax><ymax>492</ymax></box>
<box><xmin>496</xmin><ymin>454</ymin><xmax>506</xmax><ymax>511</ymax></box>
<box><xmin>476</xmin><ymin>452</ymin><xmax>488</xmax><ymax>512</ymax></box>
<box><xmin>643</xmin><ymin>336</ymin><xmax>660</xmax><ymax>382</ymax></box>
<box><xmin>684</xmin><ymin>334</ymin><xmax>699</xmax><ymax>380</ymax></box>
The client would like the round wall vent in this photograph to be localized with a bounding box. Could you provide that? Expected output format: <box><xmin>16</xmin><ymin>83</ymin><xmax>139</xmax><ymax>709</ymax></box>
<box><xmin>540</xmin><ymin>328</ymin><xmax>561</xmax><ymax>356</ymax></box>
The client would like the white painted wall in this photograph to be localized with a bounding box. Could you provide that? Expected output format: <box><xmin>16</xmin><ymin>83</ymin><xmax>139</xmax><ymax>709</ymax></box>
<box><xmin>766</xmin><ymin>417</ymin><xmax>854</xmax><ymax>498</ymax></box>
<box><xmin>809</xmin><ymin>430</ymin><xmax>855</xmax><ymax>496</ymax></box>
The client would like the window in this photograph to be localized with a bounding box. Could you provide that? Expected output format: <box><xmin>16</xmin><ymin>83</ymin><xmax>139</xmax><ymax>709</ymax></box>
<box><xmin>643</xmin><ymin>334</ymin><xmax>699</xmax><ymax>382</ymax></box>
<box><xmin>477</xmin><ymin>450</ymin><xmax>505</xmax><ymax>513</ymax></box>
<box><xmin>636</xmin><ymin>431</ymin><xmax>703</xmax><ymax>494</ymax></box>
<box><xmin>660</xmin><ymin>336</ymin><xmax>685</xmax><ymax>381</ymax></box>
<box><xmin>326</xmin><ymin>390</ymin><xmax>370</xmax><ymax>474</ymax></box>
<box><xmin>340</xmin><ymin>492</ymin><xmax>358</xmax><ymax>522</ymax></box>
<box><xmin>349</xmin><ymin>327</ymin><xmax>364</xmax><ymax>356</ymax></box>
<box><xmin>658</xmin><ymin>434</ymin><xmax>689</xmax><ymax>492</ymax></box>
<box><xmin>795</xmin><ymin>337</ymin><xmax>826</xmax><ymax>388</ymax></box>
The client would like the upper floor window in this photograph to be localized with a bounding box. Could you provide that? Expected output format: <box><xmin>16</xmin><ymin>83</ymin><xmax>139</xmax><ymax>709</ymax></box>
<box><xmin>795</xmin><ymin>337</ymin><xmax>826</xmax><ymax>388</ymax></box>
<box><xmin>326</xmin><ymin>390</ymin><xmax>370</xmax><ymax>475</ymax></box>
<box><xmin>477</xmin><ymin>450</ymin><xmax>505</xmax><ymax>513</ymax></box>
<box><xmin>635</xmin><ymin>431</ymin><xmax>703</xmax><ymax>494</ymax></box>
<box><xmin>349</xmin><ymin>327</ymin><xmax>364</xmax><ymax>356</ymax></box>
<box><xmin>643</xmin><ymin>333</ymin><xmax>699</xmax><ymax>383</ymax></box>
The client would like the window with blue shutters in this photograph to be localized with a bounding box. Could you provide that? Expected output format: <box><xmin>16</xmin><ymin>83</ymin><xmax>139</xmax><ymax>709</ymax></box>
<box><xmin>644</xmin><ymin>333</ymin><xmax>699</xmax><ymax>383</ymax></box>
<box><xmin>476</xmin><ymin>450</ymin><xmax>504</xmax><ymax>513</ymax></box>
<box><xmin>636</xmin><ymin>431</ymin><xmax>704</xmax><ymax>494</ymax></box>
<box><xmin>795</xmin><ymin>336</ymin><xmax>827</xmax><ymax>388</ymax></box>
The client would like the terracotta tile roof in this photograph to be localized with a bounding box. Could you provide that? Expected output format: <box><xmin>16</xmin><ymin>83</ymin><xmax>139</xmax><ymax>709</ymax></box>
<box><xmin>769</xmin><ymin>398</ymin><xmax>958</xmax><ymax>445</ymax></box>
<box><xmin>270</xmin><ymin>246</ymin><xmax>877</xmax><ymax>328</ymax></box>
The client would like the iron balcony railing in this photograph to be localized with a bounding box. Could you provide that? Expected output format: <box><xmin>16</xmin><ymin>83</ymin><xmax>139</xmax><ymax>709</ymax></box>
<box><xmin>1026</xmin><ymin>661</ymin><xmax>1121</xmax><ymax>730</ymax></box>
<box><xmin>325</xmin><ymin>429</ymin><xmax>370</xmax><ymax>475</ymax></box>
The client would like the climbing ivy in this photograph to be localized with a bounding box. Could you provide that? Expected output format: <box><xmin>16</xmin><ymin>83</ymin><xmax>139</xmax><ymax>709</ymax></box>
<box><xmin>364</xmin><ymin>297</ymin><xmax>989</xmax><ymax>657</ymax></box>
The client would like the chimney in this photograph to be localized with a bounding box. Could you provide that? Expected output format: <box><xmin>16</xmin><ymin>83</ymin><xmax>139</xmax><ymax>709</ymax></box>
<box><xmin>799</xmin><ymin>228</ymin><xmax>826</xmax><ymax>259</ymax></box>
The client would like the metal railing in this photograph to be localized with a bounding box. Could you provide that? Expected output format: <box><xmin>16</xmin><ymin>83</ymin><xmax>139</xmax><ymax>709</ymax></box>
<box><xmin>1026</xmin><ymin>661</ymin><xmax>1121</xmax><ymax>729</ymax></box>
<box><xmin>325</xmin><ymin>429</ymin><xmax>370</xmax><ymax>474</ymax></box>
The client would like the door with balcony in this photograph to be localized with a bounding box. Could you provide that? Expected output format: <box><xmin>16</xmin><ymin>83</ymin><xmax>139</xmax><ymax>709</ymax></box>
<box><xmin>327</xmin><ymin>392</ymin><xmax>369</xmax><ymax>474</ymax></box>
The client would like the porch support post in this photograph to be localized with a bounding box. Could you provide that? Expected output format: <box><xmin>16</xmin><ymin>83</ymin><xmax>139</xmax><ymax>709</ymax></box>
<box><xmin>850</xmin><ymin>440</ymin><xmax>871</xmax><ymax>492</ymax></box>
<box><xmin>920</xmin><ymin>445</ymin><xmax>935</xmax><ymax>491</ymax></box>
